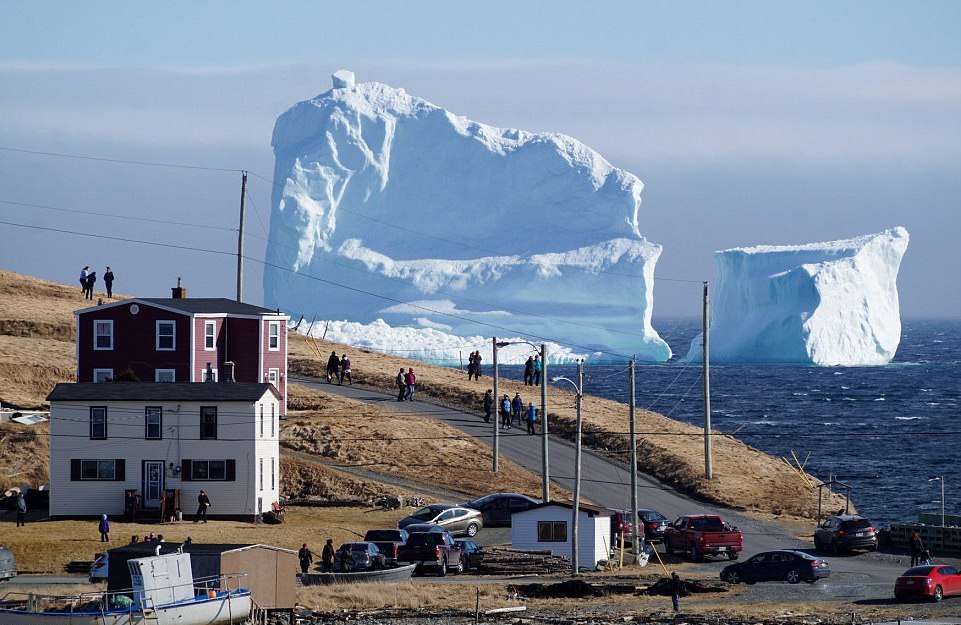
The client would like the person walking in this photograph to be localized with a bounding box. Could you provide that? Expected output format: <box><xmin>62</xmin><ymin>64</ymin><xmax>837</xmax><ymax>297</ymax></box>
<box><xmin>339</xmin><ymin>354</ymin><xmax>352</xmax><ymax>385</ymax></box>
<box><xmin>473</xmin><ymin>352</ymin><xmax>482</xmax><ymax>378</ymax></box>
<box><xmin>512</xmin><ymin>393</ymin><xmax>524</xmax><ymax>428</ymax></box>
<box><xmin>500</xmin><ymin>394</ymin><xmax>511</xmax><ymax>429</ymax></box>
<box><xmin>532</xmin><ymin>355</ymin><xmax>542</xmax><ymax>386</ymax></box>
<box><xmin>524</xmin><ymin>356</ymin><xmax>534</xmax><ymax>386</ymax></box>
<box><xmin>79</xmin><ymin>266</ymin><xmax>89</xmax><ymax>295</ymax></box>
<box><xmin>526</xmin><ymin>402</ymin><xmax>538</xmax><ymax>435</ymax></box>
<box><xmin>85</xmin><ymin>271</ymin><xmax>97</xmax><ymax>300</ymax></box>
<box><xmin>910</xmin><ymin>531</ymin><xmax>925</xmax><ymax>567</ymax></box>
<box><xmin>326</xmin><ymin>351</ymin><xmax>340</xmax><ymax>384</ymax></box>
<box><xmin>98</xmin><ymin>514</ymin><xmax>110</xmax><ymax>542</ymax></box>
<box><xmin>321</xmin><ymin>539</ymin><xmax>335</xmax><ymax>573</ymax></box>
<box><xmin>396</xmin><ymin>368</ymin><xmax>406</xmax><ymax>401</ymax></box>
<box><xmin>103</xmin><ymin>267</ymin><xmax>115</xmax><ymax>298</ymax></box>
<box><xmin>467</xmin><ymin>352</ymin><xmax>477</xmax><ymax>381</ymax></box>
<box><xmin>298</xmin><ymin>543</ymin><xmax>313</xmax><ymax>575</ymax></box>
<box><xmin>404</xmin><ymin>368</ymin><xmax>416</xmax><ymax>401</ymax></box>
<box><xmin>15</xmin><ymin>492</ymin><xmax>26</xmax><ymax>526</ymax></box>
<box><xmin>483</xmin><ymin>389</ymin><xmax>493</xmax><ymax>423</ymax></box>
<box><xmin>195</xmin><ymin>489</ymin><xmax>211</xmax><ymax>523</ymax></box>
<box><xmin>670</xmin><ymin>572</ymin><xmax>683</xmax><ymax>612</ymax></box>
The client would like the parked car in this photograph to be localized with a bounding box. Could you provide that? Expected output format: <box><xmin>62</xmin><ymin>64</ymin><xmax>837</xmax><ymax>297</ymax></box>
<box><xmin>455</xmin><ymin>539</ymin><xmax>487</xmax><ymax>572</ymax></box>
<box><xmin>402</xmin><ymin>523</ymin><xmax>445</xmax><ymax>534</ymax></box>
<box><xmin>663</xmin><ymin>514</ymin><xmax>743</xmax><ymax>561</ymax></box>
<box><xmin>362</xmin><ymin>529</ymin><xmax>409</xmax><ymax>566</ymax></box>
<box><xmin>721</xmin><ymin>550</ymin><xmax>830</xmax><ymax>584</ymax></box>
<box><xmin>813</xmin><ymin>514</ymin><xmax>878</xmax><ymax>554</ymax></box>
<box><xmin>610</xmin><ymin>510</ymin><xmax>635</xmax><ymax>548</ymax></box>
<box><xmin>0</xmin><ymin>545</ymin><xmax>16</xmax><ymax>582</ymax></box>
<box><xmin>637</xmin><ymin>509</ymin><xmax>669</xmax><ymax>543</ymax></box>
<box><xmin>895</xmin><ymin>564</ymin><xmax>961</xmax><ymax>602</ymax></box>
<box><xmin>398</xmin><ymin>504</ymin><xmax>484</xmax><ymax>537</ymax></box>
<box><xmin>89</xmin><ymin>552</ymin><xmax>109</xmax><ymax>582</ymax></box>
<box><xmin>333</xmin><ymin>542</ymin><xmax>387</xmax><ymax>572</ymax></box>
<box><xmin>460</xmin><ymin>493</ymin><xmax>539</xmax><ymax>527</ymax></box>
<box><xmin>396</xmin><ymin>530</ymin><xmax>463</xmax><ymax>576</ymax></box>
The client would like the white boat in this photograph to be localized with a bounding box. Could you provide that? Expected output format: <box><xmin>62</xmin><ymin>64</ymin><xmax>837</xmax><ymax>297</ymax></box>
<box><xmin>0</xmin><ymin>552</ymin><xmax>251</xmax><ymax>625</ymax></box>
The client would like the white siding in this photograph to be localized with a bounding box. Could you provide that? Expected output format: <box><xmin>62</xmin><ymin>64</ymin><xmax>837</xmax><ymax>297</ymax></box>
<box><xmin>49</xmin><ymin>391</ymin><xmax>280</xmax><ymax>517</ymax></box>
<box><xmin>511</xmin><ymin>505</ymin><xmax>611</xmax><ymax>569</ymax></box>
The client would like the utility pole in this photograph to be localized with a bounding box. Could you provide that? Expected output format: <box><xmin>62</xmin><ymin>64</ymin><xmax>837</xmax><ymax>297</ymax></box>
<box><xmin>703</xmin><ymin>282</ymin><xmax>713</xmax><ymax>479</ymax></box>
<box><xmin>236</xmin><ymin>170</ymin><xmax>248</xmax><ymax>303</ymax></box>
<box><xmin>492</xmin><ymin>337</ymin><xmax>500</xmax><ymax>473</ymax></box>
<box><xmin>629</xmin><ymin>359</ymin><xmax>639</xmax><ymax>555</ymax></box>
<box><xmin>540</xmin><ymin>343</ymin><xmax>549</xmax><ymax>503</ymax></box>
<box><xmin>571</xmin><ymin>360</ymin><xmax>584</xmax><ymax>576</ymax></box>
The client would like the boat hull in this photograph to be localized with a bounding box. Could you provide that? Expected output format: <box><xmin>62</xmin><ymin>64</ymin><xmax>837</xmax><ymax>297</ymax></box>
<box><xmin>301</xmin><ymin>563</ymin><xmax>417</xmax><ymax>585</ymax></box>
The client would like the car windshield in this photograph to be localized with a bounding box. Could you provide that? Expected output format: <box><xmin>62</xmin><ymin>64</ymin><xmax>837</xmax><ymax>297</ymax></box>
<box><xmin>409</xmin><ymin>507</ymin><xmax>438</xmax><ymax>521</ymax></box>
<box><xmin>407</xmin><ymin>533</ymin><xmax>444</xmax><ymax>547</ymax></box>
<box><xmin>903</xmin><ymin>566</ymin><xmax>937</xmax><ymax>576</ymax></box>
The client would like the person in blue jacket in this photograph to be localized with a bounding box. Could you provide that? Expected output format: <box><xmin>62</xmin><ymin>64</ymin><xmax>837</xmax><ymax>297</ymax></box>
<box><xmin>526</xmin><ymin>402</ymin><xmax>538</xmax><ymax>435</ymax></box>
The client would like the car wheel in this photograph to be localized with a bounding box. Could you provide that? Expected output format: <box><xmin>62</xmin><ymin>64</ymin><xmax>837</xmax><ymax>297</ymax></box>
<box><xmin>933</xmin><ymin>585</ymin><xmax>943</xmax><ymax>602</ymax></box>
<box><xmin>454</xmin><ymin>557</ymin><xmax>464</xmax><ymax>575</ymax></box>
<box><xmin>727</xmin><ymin>552</ymin><xmax>738</xmax><ymax>561</ymax></box>
<box><xmin>724</xmin><ymin>570</ymin><xmax>740</xmax><ymax>584</ymax></box>
<box><xmin>690</xmin><ymin>545</ymin><xmax>702</xmax><ymax>563</ymax></box>
<box><xmin>466</xmin><ymin>523</ymin><xmax>479</xmax><ymax>537</ymax></box>
<box><xmin>786</xmin><ymin>569</ymin><xmax>801</xmax><ymax>584</ymax></box>
<box><xmin>437</xmin><ymin>558</ymin><xmax>447</xmax><ymax>577</ymax></box>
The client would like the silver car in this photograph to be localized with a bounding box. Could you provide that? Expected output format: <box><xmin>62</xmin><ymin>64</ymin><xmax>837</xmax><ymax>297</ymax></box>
<box><xmin>0</xmin><ymin>545</ymin><xmax>17</xmax><ymax>582</ymax></box>
<box><xmin>398</xmin><ymin>504</ymin><xmax>484</xmax><ymax>537</ymax></box>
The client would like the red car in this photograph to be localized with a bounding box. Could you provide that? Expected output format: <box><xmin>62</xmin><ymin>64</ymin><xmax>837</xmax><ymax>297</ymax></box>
<box><xmin>895</xmin><ymin>565</ymin><xmax>961</xmax><ymax>602</ymax></box>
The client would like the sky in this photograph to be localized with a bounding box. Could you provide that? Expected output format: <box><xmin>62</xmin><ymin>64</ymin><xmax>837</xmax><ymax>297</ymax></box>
<box><xmin>1</xmin><ymin>1</ymin><xmax>959</xmax><ymax>326</ymax></box>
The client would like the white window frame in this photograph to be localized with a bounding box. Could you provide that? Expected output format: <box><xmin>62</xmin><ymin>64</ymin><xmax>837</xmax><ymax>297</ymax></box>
<box><xmin>204</xmin><ymin>321</ymin><xmax>216</xmax><ymax>350</ymax></box>
<box><xmin>267</xmin><ymin>368</ymin><xmax>279</xmax><ymax>387</ymax></box>
<box><xmin>145</xmin><ymin>406</ymin><xmax>163</xmax><ymax>440</ymax></box>
<box><xmin>155</xmin><ymin>369</ymin><xmax>176</xmax><ymax>383</ymax></box>
<box><xmin>271</xmin><ymin>403</ymin><xmax>276</xmax><ymax>437</ymax></box>
<box><xmin>271</xmin><ymin>457</ymin><xmax>276</xmax><ymax>490</ymax></box>
<box><xmin>80</xmin><ymin>459</ymin><xmax>116</xmax><ymax>480</ymax></box>
<box><xmin>268</xmin><ymin>321</ymin><xmax>280</xmax><ymax>351</ymax></box>
<box><xmin>93</xmin><ymin>368</ymin><xmax>114</xmax><ymax>383</ymax></box>
<box><xmin>259</xmin><ymin>457</ymin><xmax>264</xmax><ymax>491</ymax></box>
<box><xmin>89</xmin><ymin>406</ymin><xmax>107</xmax><ymax>440</ymax></box>
<box><xmin>93</xmin><ymin>320</ymin><xmax>114</xmax><ymax>350</ymax></box>
<box><xmin>259</xmin><ymin>403</ymin><xmax>264</xmax><ymax>438</ymax></box>
<box><xmin>190</xmin><ymin>459</ymin><xmax>227</xmax><ymax>481</ymax></box>
<box><xmin>156</xmin><ymin>320</ymin><xmax>176</xmax><ymax>351</ymax></box>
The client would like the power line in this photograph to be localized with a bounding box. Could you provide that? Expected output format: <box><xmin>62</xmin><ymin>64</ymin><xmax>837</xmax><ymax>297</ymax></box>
<box><xmin>0</xmin><ymin>146</ymin><xmax>239</xmax><ymax>173</ymax></box>
<box><xmin>0</xmin><ymin>198</ymin><xmax>237</xmax><ymax>232</ymax></box>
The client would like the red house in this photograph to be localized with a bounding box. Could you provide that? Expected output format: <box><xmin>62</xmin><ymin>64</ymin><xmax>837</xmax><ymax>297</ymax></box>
<box><xmin>75</xmin><ymin>294</ymin><xmax>289</xmax><ymax>413</ymax></box>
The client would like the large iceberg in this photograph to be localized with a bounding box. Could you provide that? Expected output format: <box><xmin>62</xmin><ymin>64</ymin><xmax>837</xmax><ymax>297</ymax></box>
<box><xmin>686</xmin><ymin>227</ymin><xmax>909</xmax><ymax>366</ymax></box>
<box><xmin>264</xmin><ymin>71</ymin><xmax>671</xmax><ymax>361</ymax></box>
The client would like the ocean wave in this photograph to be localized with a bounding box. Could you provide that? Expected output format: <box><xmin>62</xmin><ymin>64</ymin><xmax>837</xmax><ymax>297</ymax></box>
<box><xmin>874</xmin><ymin>397</ymin><xmax>886</xmax><ymax>401</ymax></box>
<box><xmin>895</xmin><ymin>416</ymin><xmax>925</xmax><ymax>421</ymax></box>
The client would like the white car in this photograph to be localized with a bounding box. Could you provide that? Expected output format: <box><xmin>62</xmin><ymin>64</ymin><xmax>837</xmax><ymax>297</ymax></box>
<box><xmin>89</xmin><ymin>552</ymin><xmax>108</xmax><ymax>582</ymax></box>
<box><xmin>0</xmin><ymin>545</ymin><xmax>16</xmax><ymax>582</ymax></box>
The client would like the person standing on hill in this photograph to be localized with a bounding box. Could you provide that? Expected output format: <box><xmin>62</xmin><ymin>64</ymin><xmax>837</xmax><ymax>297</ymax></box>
<box><xmin>670</xmin><ymin>571</ymin><xmax>683</xmax><ymax>612</ymax></box>
<box><xmin>85</xmin><ymin>271</ymin><xmax>97</xmax><ymax>300</ymax></box>
<box><xmin>298</xmin><ymin>543</ymin><xmax>313</xmax><ymax>574</ymax></box>
<box><xmin>79</xmin><ymin>266</ymin><xmax>89</xmax><ymax>295</ymax></box>
<box><xmin>483</xmin><ymin>389</ymin><xmax>493</xmax><ymax>423</ymax></box>
<box><xmin>98</xmin><ymin>514</ymin><xmax>110</xmax><ymax>542</ymax></box>
<box><xmin>321</xmin><ymin>539</ymin><xmax>335</xmax><ymax>573</ymax></box>
<box><xmin>532</xmin><ymin>355</ymin><xmax>542</xmax><ymax>386</ymax></box>
<box><xmin>339</xmin><ymin>354</ymin><xmax>352</xmax><ymax>385</ymax></box>
<box><xmin>404</xmin><ymin>368</ymin><xmax>416</xmax><ymax>401</ymax></box>
<box><xmin>512</xmin><ymin>393</ymin><xmax>524</xmax><ymax>428</ymax></box>
<box><xmin>473</xmin><ymin>352</ymin><xmax>482</xmax><ymax>378</ymax></box>
<box><xmin>523</xmin><ymin>356</ymin><xmax>534</xmax><ymax>386</ymax></box>
<box><xmin>15</xmin><ymin>492</ymin><xmax>26</xmax><ymax>526</ymax></box>
<box><xmin>526</xmin><ymin>402</ymin><xmax>538</xmax><ymax>435</ymax></box>
<box><xmin>500</xmin><ymin>394</ymin><xmax>511</xmax><ymax>429</ymax></box>
<box><xmin>326</xmin><ymin>351</ymin><xmax>340</xmax><ymax>384</ymax></box>
<box><xmin>103</xmin><ymin>267</ymin><xmax>115</xmax><ymax>298</ymax></box>
<box><xmin>467</xmin><ymin>351</ymin><xmax>477</xmax><ymax>381</ymax></box>
<box><xmin>396</xmin><ymin>368</ymin><xmax>406</xmax><ymax>401</ymax></box>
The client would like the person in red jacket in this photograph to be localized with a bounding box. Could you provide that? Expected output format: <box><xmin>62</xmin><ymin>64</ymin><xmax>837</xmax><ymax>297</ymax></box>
<box><xmin>404</xmin><ymin>368</ymin><xmax>416</xmax><ymax>401</ymax></box>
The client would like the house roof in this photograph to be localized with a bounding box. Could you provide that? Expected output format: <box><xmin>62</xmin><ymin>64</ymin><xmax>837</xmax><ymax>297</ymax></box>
<box><xmin>517</xmin><ymin>501</ymin><xmax>614</xmax><ymax>517</ymax></box>
<box><xmin>47</xmin><ymin>382</ymin><xmax>281</xmax><ymax>402</ymax></box>
<box><xmin>75</xmin><ymin>297</ymin><xmax>286</xmax><ymax>317</ymax></box>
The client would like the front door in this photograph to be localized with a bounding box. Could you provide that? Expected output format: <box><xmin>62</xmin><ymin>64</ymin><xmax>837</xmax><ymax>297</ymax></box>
<box><xmin>142</xmin><ymin>461</ymin><xmax>165</xmax><ymax>508</ymax></box>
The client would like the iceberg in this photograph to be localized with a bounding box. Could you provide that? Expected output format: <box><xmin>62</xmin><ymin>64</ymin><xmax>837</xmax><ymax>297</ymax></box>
<box><xmin>686</xmin><ymin>227</ymin><xmax>909</xmax><ymax>366</ymax></box>
<box><xmin>264</xmin><ymin>71</ymin><xmax>671</xmax><ymax>361</ymax></box>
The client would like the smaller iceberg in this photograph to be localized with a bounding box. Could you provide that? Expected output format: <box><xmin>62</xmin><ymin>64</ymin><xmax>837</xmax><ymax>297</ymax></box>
<box><xmin>687</xmin><ymin>227</ymin><xmax>909</xmax><ymax>366</ymax></box>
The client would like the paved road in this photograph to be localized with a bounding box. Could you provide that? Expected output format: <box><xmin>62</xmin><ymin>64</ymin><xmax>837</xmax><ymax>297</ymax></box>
<box><xmin>289</xmin><ymin>376</ymin><xmax>950</xmax><ymax>594</ymax></box>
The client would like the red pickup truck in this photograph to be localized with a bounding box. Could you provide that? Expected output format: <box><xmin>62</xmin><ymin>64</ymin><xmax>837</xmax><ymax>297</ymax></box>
<box><xmin>663</xmin><ymin>514</ymin><xmax>743</xmax><ymax>562</ymax></box>
<box><xmin>396</xmin><ymin>531</ymin><xmax>464</xmax><ymax>576</ymax></box>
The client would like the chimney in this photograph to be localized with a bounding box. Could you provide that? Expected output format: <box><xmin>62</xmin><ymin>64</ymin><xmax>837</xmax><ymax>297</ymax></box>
<box><xmin>171</xmin><ymin>277</ymin><xmax>186</xmax><ymax>299</ymax></box>
<box><xmin>223</xmin><ymin>361</ymin><xmax>235</xmax><ymax>383</ymax></box>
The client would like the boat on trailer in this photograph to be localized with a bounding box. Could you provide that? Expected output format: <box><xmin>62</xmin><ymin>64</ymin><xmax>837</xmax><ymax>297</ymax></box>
<box><xmin>0</xmin><ymin>552</ymin><xmax>251</xmax><ymax>625</ymax></box>
<box><xmin>300</xmin><ymin>562</ymin><xmax>417</xmax><ymax>585</ymax></box>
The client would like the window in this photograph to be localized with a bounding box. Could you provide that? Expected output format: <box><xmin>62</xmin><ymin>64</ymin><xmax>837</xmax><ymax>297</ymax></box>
<box><xmin>259</xmin><ymin>457</ymin><xmax>264</xmax><ymax>491</ymax></box>
<box><xmin>191</xmin><ymin>460</ymin><xmax>226</xmax><ymax>480</ymax></box>
<box><xmin>537</xmin><ymin>521</ymin><xmax>568</xmax><ymax>542</ymax></box>
<box><xmin>268</xmin><ymin>321</ymin><xmax>280</xmax><ymax>351</ymax></box>
<box><xmin>155</xmin><ymin>369</ymin><xmax>176</xmax><ymax>383</ymax></box>
<box><xmin>145</xmin><ymin>407</ymin><xmax>162</xmax><ymax>440</ymax></box>
<box><xmin>267</xmin><ymin>368</ymin><xmax>279</xmax><ymax>387</ymax></box>
<box><xmin>271</xmin><ymin>457</ymin><xmax>275</xmax><ymax>490</ymax></box>
<box><xmin>94</xmin><ymin>320</ymin><xmax>113</xmax><ymax>350</ymax></box>
<box><xmin>156</xmin><ymin>320</ymin><xmax>176</xmax><ymax>350</ymax></box>
<box><xmin>259</xmin><ymin>403</ymin><xmax>264</xmax><ymax>437</ymax></box>
<box><xmin>200</xmin><ymin>406</ymin><xmax>217</xmax><ymax>440</ymax></box>
<box><xmin>93</xmin><ymin>369</ymin><xmax>114</xmax><ymax>383</ymax></box>
<box><xmin>89</xmin><ymin>407</ymin><xmax>107</xmax><ymax>439</ymax></box>
<box><xmin>271</xmin><ymin>404</ymin><xmax>276</xmax><ymax>437</ymax></box>
<box><xmin>71</xmin><ymin>459</ymin><xmax>124</xmax><ymax>481</ymax></box>
<box><xmin>204</xmin><ymin>321</ymin><xmax>216</xmax><ymax>350</ymax></box>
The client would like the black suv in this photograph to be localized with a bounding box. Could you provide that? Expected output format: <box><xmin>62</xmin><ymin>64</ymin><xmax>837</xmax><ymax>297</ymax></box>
<box><xmin>814</xmin><ymin>514</ymin><xmax>878</xmax><ymax>554</ymax></box>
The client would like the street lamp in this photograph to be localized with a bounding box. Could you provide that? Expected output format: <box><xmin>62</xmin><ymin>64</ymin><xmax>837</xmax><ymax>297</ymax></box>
<box><xmin>930</xmin><ymin>476</ymin><xmax>945</xmax><ymax>527</ymax></box>
<box><xmin>494</xmin><ymin>339</ymin><xmax>550</xmax><ymax>502</ymax></box>
<box><xmin>553</xmin><ymin>361</ymin><xmax>584</xmax><ymax>576</ymax></box>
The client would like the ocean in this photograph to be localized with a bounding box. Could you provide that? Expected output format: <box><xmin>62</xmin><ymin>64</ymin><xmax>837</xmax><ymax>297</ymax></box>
<box><xmin>499</xmin><ymin>318</ymin><xmax>960</xmax><ymax>529</ymax></box>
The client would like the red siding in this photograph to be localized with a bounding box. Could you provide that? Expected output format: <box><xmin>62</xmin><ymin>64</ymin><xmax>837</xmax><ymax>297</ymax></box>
<box><xmin>262</xmin><ymin>319</ymin><xmax>286</xmax><ymax>402</ymax></box>
<box><xmin>193</xmin><ymin>317</ymin><xmax>225</xmax><ymax>381</ymax></box>
<box><xmin>224</xmin><ymin>317</ymin><xmax>261</xmax><ymax>384</ymax></box>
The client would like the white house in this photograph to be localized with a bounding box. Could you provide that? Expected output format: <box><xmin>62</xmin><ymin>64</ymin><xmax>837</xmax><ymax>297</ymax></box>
<box><xmin>47</xmin><ymin>382</ymin><xmax>281</xmax><ymax>520</ymax></box>
<box><xmin>511</xmin><ymin>501</ymin><xmax>613</xmax><ymax>569</ymax></box>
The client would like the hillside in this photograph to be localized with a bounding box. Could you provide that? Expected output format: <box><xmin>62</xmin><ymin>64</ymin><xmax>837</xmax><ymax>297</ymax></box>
<box><xmin>0</xmin><ymin>269</ymin><xmax>846</xmax><ymax>519</ymax></box>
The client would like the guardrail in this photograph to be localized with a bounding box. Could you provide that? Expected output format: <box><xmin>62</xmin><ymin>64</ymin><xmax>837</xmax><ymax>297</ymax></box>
<box><xmin>887</xmin><ymin>524</ymin><xmax>961</xmax><ymax>556</ymax></box>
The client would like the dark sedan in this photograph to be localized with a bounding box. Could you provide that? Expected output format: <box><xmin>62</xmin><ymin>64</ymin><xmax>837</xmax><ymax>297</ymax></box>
<box><xmin>461</xmin><ymin>493</ymin><xmax>539</xmax><ymax>527</ymax></box>
<box><xmin>721</xmin><ymin>550</ymin><xmax>830</xmax><ymax>584</ymax></box>
<box><xmin>637</xmin><ymin>509</ymin><xmax>669</xmax><ymax>543</ymax></box>
<box><xmin>455</xmin><ymin>539</ymin><xmax>487</xmax><ymax>572</ymax></box>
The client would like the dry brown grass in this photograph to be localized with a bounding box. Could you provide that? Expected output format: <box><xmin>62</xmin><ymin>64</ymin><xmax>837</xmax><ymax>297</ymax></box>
<box><xmin>0</xmin><ymin>422</ymin><xmax>50</xmax><ymax>492</ymax></box>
